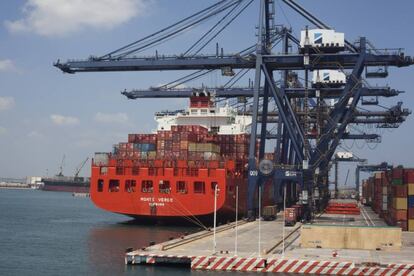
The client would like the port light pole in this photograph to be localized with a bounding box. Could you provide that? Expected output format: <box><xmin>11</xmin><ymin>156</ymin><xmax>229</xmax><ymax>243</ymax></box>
<box><xmin>213</xmin><ymin>184</ymin><xmax>219</xmax><ymax>254</ymax></box>
<box><xmin>258</xmin><ymin>185</ymin><xmax>262</xmax><ymax>256</ymax></box>
<box><xmin>282</xmin><ymin>183</ymin><xmax>287</xmax><ymax>258</ymax></box>
<box><xmin>235</xmin><ymin>185</ymin><xmax>239</xmax><ymax>256</ymax></box>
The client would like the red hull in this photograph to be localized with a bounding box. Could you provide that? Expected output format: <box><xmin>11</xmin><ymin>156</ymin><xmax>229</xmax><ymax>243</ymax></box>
<box><xmin>90</xmin><ymin>159</ymin><xmax>274</xmax><ymax>222</ymax></box>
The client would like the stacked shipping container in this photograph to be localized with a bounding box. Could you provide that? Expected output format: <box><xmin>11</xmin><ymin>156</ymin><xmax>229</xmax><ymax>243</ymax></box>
<box><xmin>390</xmin><ymin>168</ymin><xmax>407</xmax><ymax>230</ymax></box>
<box><xmin>362</xmin><ymin>167</ymin><xmax>414</xmax><ymax>231</ymax></box>
<box><xmin>110</xmin><ymin>125</ymin><xmax>257</xmax><ymax>163</ymax></box>
<box><xmin>405</xmin><ymin>169</ymin><xmax>414</xmax><ymax>231</ymax></box>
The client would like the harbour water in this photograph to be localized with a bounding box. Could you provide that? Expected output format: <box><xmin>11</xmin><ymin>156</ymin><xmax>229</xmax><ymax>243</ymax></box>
<box><xmin>0</xmin><ymin>189</ymin><xmax>227</xmax><ymax>276</ymax></box>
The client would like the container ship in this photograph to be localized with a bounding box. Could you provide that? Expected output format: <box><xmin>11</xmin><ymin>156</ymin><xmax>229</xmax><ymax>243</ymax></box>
<box><xmin>91</xmin><ymin>92</ymin><xmax>277</xmax><ymax>222</ymax></box>
<box><xmin>42</xmin><ymin>157</ymin><xmax>90</xmax><ymax>193</ymax></box>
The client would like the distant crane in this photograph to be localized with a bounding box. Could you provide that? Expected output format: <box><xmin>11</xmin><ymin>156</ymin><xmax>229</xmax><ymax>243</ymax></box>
<box><xmin>332</xmin><ymin>153</ymin><xmax>367</xmax><ymax>199</ymax></box>
<box><xmin>74</xmin><ymin>157</ymin><xmax>89</xmax><ymax>178</ymax></box>
<box><xmin>57</xmin><ymin>155</ymin><xmax>65</xmax><ymax>177</ymax></box>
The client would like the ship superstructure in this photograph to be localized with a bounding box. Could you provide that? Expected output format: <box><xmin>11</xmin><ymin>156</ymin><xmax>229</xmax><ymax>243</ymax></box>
<box><xmin>155</xmin><ymin>92</ymin><xmax>251</xmax><ymax>135</ymax></box>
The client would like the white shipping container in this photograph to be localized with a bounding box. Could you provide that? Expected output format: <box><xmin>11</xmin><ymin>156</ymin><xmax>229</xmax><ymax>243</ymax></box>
<box><xmin>335</xmin><ymin>151</ymin><xmax>353</xmax><ymax>159</ymax></box>
<box><xmin>383</xmin><ymin>195</ymin><xmax>388</xmax><ymax>203</ymax></box>
<box><xmin>312</xmin><ymin>70</ymin><xmax>346</xmax><ymax>85</ymax></box>
<box><xmin>94</xmin><ymin>152</ymin><xmax>109</xmax><ymax>165</ymax></box>
<box><xmin>300</xmin><ymin>29</ymin><xmax>345</xmax><ymax>49</ymax></box>
<box><xmin>382</xmin><ymin>203</ymin><xmax>388</xmax><ymax>211</ymax></box>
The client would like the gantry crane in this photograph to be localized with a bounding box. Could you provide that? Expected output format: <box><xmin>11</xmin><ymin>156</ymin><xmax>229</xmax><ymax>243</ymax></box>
<box><xmin>55</xmin><ymin>0</ymin><xmax>414</xmax><ymax>220</ymax></box>
<box><xmin>332</xmin><ymin>153</ymin><xmax>367</xmax><ymax>199</ymax></box>
<box><xmin>355</xmin><ymin>162</ymin><xmax>393</xmax><ymax>199</ymax></box>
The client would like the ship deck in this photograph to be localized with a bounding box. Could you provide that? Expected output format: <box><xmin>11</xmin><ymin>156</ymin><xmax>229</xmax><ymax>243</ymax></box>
<box><xmin>125</xmin><ymin>204</ymin><xmax>414</xmax><ymax>275</ymax></box>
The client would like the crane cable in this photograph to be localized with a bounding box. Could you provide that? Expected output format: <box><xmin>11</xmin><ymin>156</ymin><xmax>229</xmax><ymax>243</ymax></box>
<box><xmin>188</xmin><ymin>0</ymin><xmax>255</xmax><ymax>57</ymax></box>
<box><xmin>184</xmin><ymin>0</ymin><xmax>248</xmax><ymax>56</ymax></box>
<box><xmin>100</xmin><ymin>0</ymin><xmax>242</xmax><ymax>59</ymax></box>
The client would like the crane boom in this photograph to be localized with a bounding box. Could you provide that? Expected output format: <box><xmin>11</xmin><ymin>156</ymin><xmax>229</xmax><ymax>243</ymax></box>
<box><xmin>74</xmin><ymin>157</ymin><xmax>89</xmax><ymax>178</ymax></box>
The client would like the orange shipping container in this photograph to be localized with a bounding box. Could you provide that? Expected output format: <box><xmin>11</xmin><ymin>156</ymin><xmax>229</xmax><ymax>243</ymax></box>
<box><xmin>393</xmin><ymin>209</ymin><xmax>408</xmax><ymax>221</ymax></box>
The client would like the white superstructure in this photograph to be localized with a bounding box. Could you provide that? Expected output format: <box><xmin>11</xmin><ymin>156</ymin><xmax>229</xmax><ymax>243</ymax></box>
<box><xmin>154</xmin><ymin>93</ymin><xmax>252</xmax><ymax>135</ymax></box>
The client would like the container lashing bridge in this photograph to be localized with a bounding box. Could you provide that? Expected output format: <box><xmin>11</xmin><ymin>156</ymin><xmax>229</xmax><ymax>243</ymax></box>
<box><xmin>55</xmin><ymin>0</ymin><xmax>413</xmax><ymax>221</ymax></box>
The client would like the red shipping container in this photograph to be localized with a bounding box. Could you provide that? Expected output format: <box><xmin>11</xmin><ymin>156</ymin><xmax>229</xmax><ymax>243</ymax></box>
<box><xmin>405</xmin><ymin>169</ymin><xmax>414</xmax><ymax>183</ymax></box>
<box><xmin>382</xmin><ymin>174</ymin><xmax>390</xmax><ymax>186</ymax></box>
<box><xmin>409</xmin><ymin>207</ymin><xmax>414</xmax><ymax>219</ymax></box>
<box><xmin>393</xmin><ymin>209</ymin><xmax>408</xmax><ymax>221</ymax></box>
<box><xmin>393</xmin><ymin>185</ymin><xmax>408</xmax><ymax>197</ymax></box>
<box><xmin>284</xmin><ymin>208</ymin><xmax>297</xmax><ymax>226</ymax></box>
<box><xmin>396</xmin><ymin>220</ymin><xmax>408</xmax><ymax>231</ymax></box>
<box><xmin>392</xmin><ymin>168</ymin><xmax>404</xmax><ymax>179</ymax></box>
<box><xmin>128</xmin><ymin>134</ymin><xmax>136</xmax><ymax>143</ymax></box>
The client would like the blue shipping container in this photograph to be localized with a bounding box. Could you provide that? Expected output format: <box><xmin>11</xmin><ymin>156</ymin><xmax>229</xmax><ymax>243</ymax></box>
<box><xmin>133</xmin><ymin>143</ymin><xmax>156</xmax><ymax>151</ymax></box>
<box><xmin>408</xmin><ymin>196</ymin><xmax>414</xmax><ymax>208</ymax></box>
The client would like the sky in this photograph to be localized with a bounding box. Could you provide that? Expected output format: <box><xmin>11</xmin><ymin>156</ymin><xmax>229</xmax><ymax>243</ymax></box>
<box><xmin>0</xmin><ymin>0</ymin><xmax>413</xmax><ymax>187</ymax></box>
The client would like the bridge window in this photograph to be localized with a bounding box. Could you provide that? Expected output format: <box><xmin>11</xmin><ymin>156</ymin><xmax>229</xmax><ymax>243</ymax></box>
<box><xmin>108</xmin><ymin>180</ymin><xmax>120</xmax><ymax>192</ymax></box>
<box><xmin>141</xmin><ymin>180</ymin><xmax>153</xmax><ymax>193</ymax></box>
<box><xmin>159</xmin><ymin>180</ymin><xmax>171</xmax><ymax>194</ymax></box>
<box><xmin>176</xmin><ymin>181</ymin><xmax>187</xmax><ymax>194</ymax></box>
<box><xmin>97</xmin><ymin>179</ymin><xmax>104</xmax><ymax>192</ymax></box>
<box><xmin>125</xmin><ymin>180</ymin><xmax>136</xmax><ymax>193</ymax></box>
<box><xmin>100</xmin><ymin>167</ymin><xmax>107</xmax><ymax>175</ymax></box>
<box><xmin>194</xmin><ymin>181</ymin><xmax>205</xmax><ymax>194</ymax></box>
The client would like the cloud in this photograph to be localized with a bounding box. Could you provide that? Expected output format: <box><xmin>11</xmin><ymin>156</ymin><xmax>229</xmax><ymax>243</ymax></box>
<box><xmin>0</xmin><ymin>127</ymin><xmax>7</xmax><ymax>135</ymax></box>
<box><xmin>94</xmin><ymin>112</ymin><xmax>129</xmax><ymax>124</ymax></box>
<box><xmin>0</xmin><ymin>59</ymin><xmax>16</xmax><ymax>72</ymax></box>
<box><xmin>27</xmin><ymin>130</ymin><xmax>44</xmax><ymax>138</ymax></box>
<box><xmin>5</xmin><ymin>0</ymin><xmax>148</xmax><ymax>37</ymax></box>
<box><xmin>50</xmin><ymin>114</ymin><xmax>79</xmax><ymax>126</ymax></box>
<box><xmin>0</xmin><ymin>97</ymin><xmax>15</xmax><ymax>111</ymax></box>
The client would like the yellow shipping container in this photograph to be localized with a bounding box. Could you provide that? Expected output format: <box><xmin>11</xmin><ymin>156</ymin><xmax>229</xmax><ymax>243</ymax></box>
<box><xmin>409</xmin><ymin>183</ymin><xmax>414</xmax><ymax>196</ymax></box>
<box><xmin>188</xmin><ymin>143</ymin><xmax>197</xmax><ymax>151</ymax></box>
<box><xmin>409</xmin><ymin>219</ymin><xmax>414</xmax><ymax>232</ymax></box>
<box><xmin>393</xmin><ymin>198</ymin><xmax>407</xmax><ymax>210</ymax></box>
<box><xmin>188</xmin><ymin>143</ymin><xmax>220</xmax><ymax>153</ymax></box>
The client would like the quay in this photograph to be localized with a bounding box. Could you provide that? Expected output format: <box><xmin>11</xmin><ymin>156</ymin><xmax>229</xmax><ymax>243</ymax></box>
<box><xmin>125</xmin><ymin>205</ymin><xmax>414</xmax><ymax>275</ymax></box>
<box><xmin>0</xmin><ymin>183</ymin><xmax>30</xmax><ymax>189</ymax></box>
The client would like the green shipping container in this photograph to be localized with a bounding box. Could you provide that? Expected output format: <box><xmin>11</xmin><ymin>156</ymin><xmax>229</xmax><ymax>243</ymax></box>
<box><xmin>392</xmin><ymin>178</ymin><xmax>403</xmax><ymax>185</ymax></box>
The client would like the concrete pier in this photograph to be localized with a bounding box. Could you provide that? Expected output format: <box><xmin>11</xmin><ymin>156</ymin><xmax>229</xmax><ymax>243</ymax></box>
<box><xmin>125</xmin><ymin>205</ymin><xmax>414</xmax><ymax>275</ymax></box>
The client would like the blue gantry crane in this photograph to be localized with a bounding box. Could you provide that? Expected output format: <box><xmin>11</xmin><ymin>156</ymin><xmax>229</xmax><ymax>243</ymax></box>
<box><xmin>355</xmin><ymin>162</ymin><xmax>393</xmax><ymax>199</ymax></box>
<box><xmin>55</xmin><ymin>0</ymin><xmax>413</xmax><ymax>220</ymax></box>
